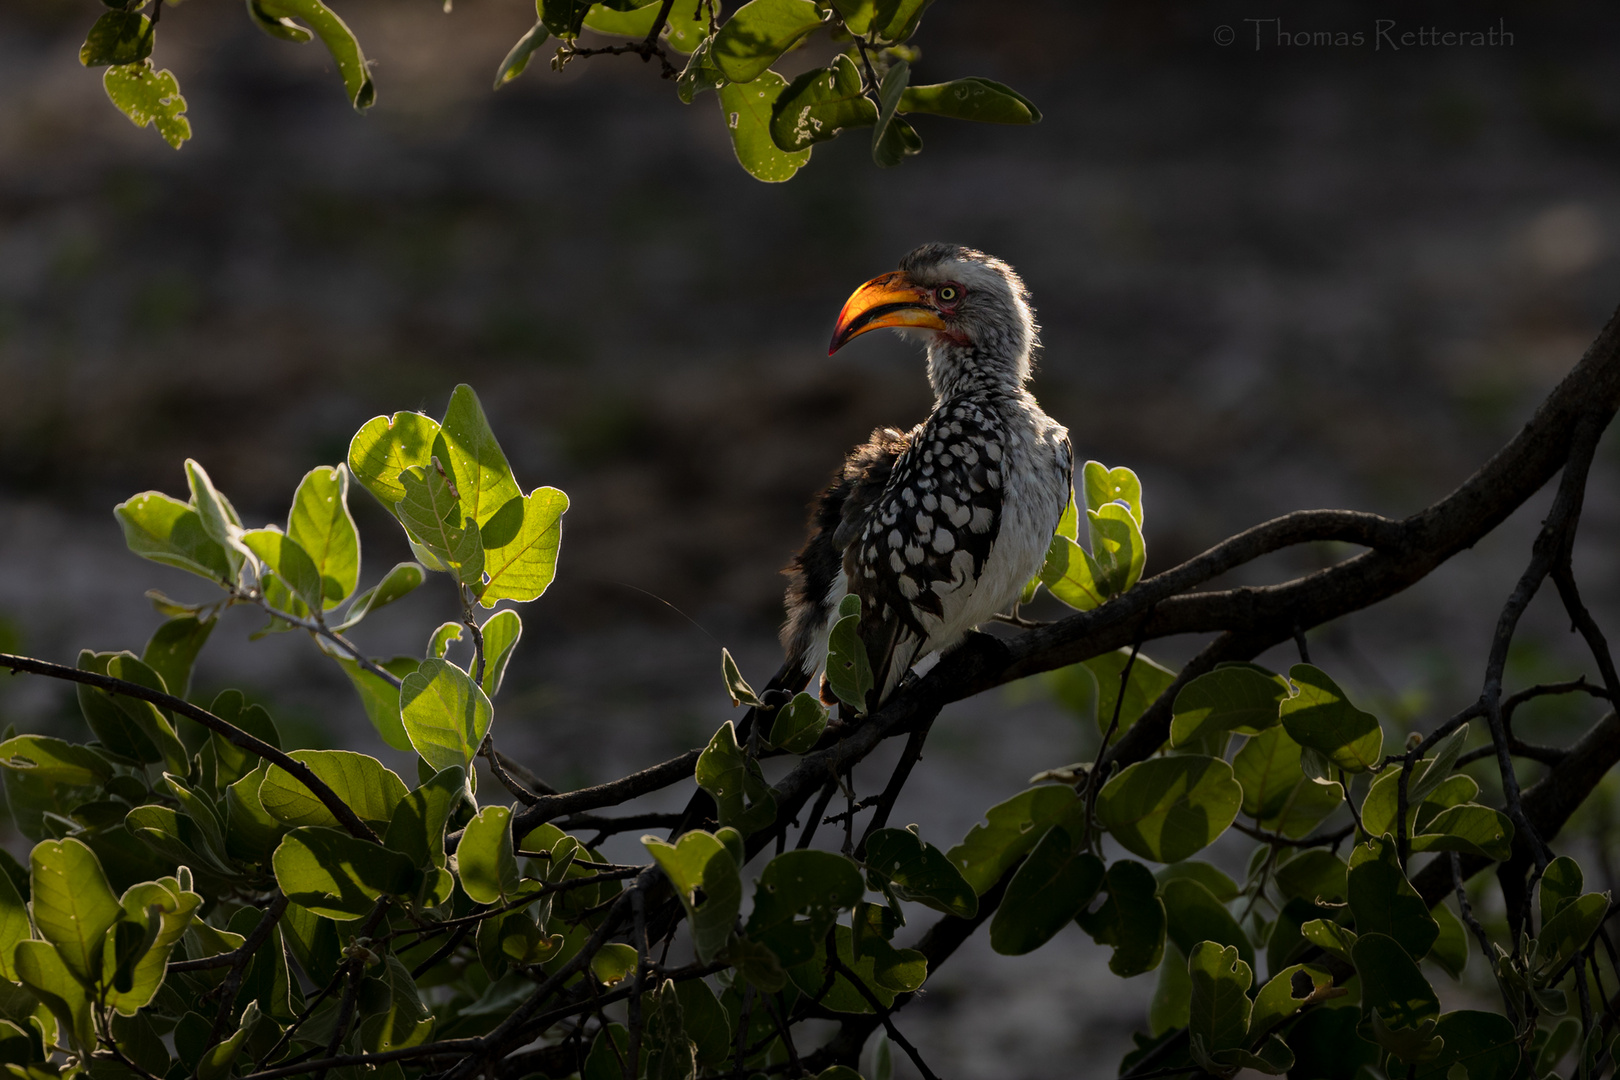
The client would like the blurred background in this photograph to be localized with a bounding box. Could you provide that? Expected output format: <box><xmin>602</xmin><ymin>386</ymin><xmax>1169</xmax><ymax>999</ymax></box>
<box><xmin>4</xmin><ymin>0</ymin><xmax>1620</xmax><ymax>1074</ymax></box>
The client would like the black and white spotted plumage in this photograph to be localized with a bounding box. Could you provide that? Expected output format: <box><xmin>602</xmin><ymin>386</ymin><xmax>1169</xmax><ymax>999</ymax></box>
<box><xmin>780</xmin><ymin>245</ymin><xmax>1074</xmax><ymax>710</ymax></box>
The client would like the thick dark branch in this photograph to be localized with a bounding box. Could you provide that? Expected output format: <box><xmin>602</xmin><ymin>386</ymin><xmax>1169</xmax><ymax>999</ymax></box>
<box><xmin>0</xmin><ymin>652</ymin><xmax>379</xmax><ymax>842</ymax></box>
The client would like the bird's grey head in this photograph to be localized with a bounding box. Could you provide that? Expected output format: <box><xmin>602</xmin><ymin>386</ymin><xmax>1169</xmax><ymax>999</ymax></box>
<box><xmin>828</xmin><ymin>243</ymin><xmax>1039</xmax><ymax>398</ymax></box>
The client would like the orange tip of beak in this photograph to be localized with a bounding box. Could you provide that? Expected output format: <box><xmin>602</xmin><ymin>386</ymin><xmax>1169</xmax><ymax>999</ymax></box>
<box><xmin>828</xmin><ymin>272</ymin><xmax>945</xmax><ymax>354</ymax></box>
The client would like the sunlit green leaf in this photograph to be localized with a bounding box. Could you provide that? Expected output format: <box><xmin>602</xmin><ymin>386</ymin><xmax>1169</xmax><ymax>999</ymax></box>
<box><xmin>719</xmin><ymin>73</ymin><xmax>813</xmax><ymax>182</ymax></box>
<box><xmin>30</xmin><ymin>838</ymin><xmax>121</xmax><ymax>984</ymax></box>
<box><xmin>477</xmin><ymin>486</ymin><xmax>568</xmax><ymax>607</ymax></box>
<box><xmin>1170</xmin><ymin>665</ymin><xmax>1286</xmax><ymax>747</ymax></box>
<box><xmin>1095</xmin><ymin>755</ymin><xmax>1242</xmax><ymax>863</ymax></box>
<box><xmin>382</xmin><ymin>765</ymin><xmax>467</xmax><ymax>871</ymax></box>
<box><xmin>287</xmin><ymin>465</ymin><xmax>360</xmax><ymax>608</ymax></box>
<box><xmin>260</xmin><ymin>750</ymin><xmax>407</xmax><ymax>831</ymax></box>
<box><xmin>396</xmin><ymin>462</ymin><xmax>484</xmax><ymax>586</ymax></box>
<box><xmin>767</xmin><ymin>692</ymin><xmax>827</xmax><ymax>754</ymax></box>
<box><xmin>141</xmin><ymin>614</ymin><xmax>215</xmax><ymax>700</ymax></box>
<box><xmin>0</xmin><ymin>737</ymin><xmax>111</xmax><ymax>789</ymax></box>
<box><xmin>114</xmin><ymin>491</ymin><xmax>230</xmax><ymax>580</ymax></box>
<box><xmin>744</xmin><ymin>848</ymin><xmax>863</xmax><ymax>968</ymax></box>
<box><xmin>771</xmin><ymin>54</ymin><xmax>876</xmax><ymax>151</ymax></box>
<box><xmin>696</xmin><ymin>721</ymin><xmax>776</xmax><ymax>834</ymax></box>
<box><xmin>243</xmin><ymin>528</ymin><xmax>325</xmax><ymax>615</ymax></box>
<box><xmin>81</xmin><ymin>10</ymin><xmax>153</xmax><ymax>66</ymax></box>
<box><xmin>493</xmin><ymin>21</ymin><xmax>547</xmax><ymax>88</ymax></box>
<box><xmin>1409</xmin><ymin>804</ymin><xmax>1514</xmax><ymax>862</ymax></box>
<box><xmin>349</xmin><ymin>411</ymin><xmax>440</xmax><ymax>509</ymax></box>
<box><xmin>899</xmin><ymin>77</ymin><xmax>1040</xmax><ymax>123</ymax></box>
<box><xmin>338</xmin><ymin>562</ymin><xmax>427</xmax><ymax>631</ymax></box>
<box><xmin>14</xmin><ymin>941</ymin><xmax>93</xmax><ymax>1054</ymax></box>
<box><xmin>460</xmin><ymin>805</ymin><xmax>521</xmax><ymax>905</ymax></box>
<box><xmin>784</xmin><ymin>924</ymin><xmax>893</xmax><ymax>1014</ymax></box>
<box><xmin>398</xmin><ymin>658</ymin><xmax>492</xmax><ymax>771</ymax></box>
<box><xmin>645</xmin><ymin>831</ymin><xmax>744</xmax><ymax>964</ymax></box>
<box><xmin>253</xmin><ymin>0</ymin><xmax>374</xmax><ymax>107</ymax></box>
<box><xmin>711</xmin><ymin>0</ymin><xmax>822</xmax><ymax>83</ymax></box>
<box><xmin>272</xmin><ymin>827</ymin><xmax>418</xmax><ymax>918</ymax></box>
<box><xmin>1280</xmin><ymin>664</ymin><xmax>1383</xmax><ymax>773</ymax></box>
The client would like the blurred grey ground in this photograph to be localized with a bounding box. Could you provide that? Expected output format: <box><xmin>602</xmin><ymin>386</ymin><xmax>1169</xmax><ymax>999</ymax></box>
<box><xmin>5</xmin><ymin>0</ymin><xmax>1620</xmax><ymax>1075</ymax></box>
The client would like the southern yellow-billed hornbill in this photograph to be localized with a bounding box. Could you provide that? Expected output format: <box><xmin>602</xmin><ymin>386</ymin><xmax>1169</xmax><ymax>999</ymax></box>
<box><xmin>781</xmin><ymin>243</ymin><xmax>1073</xmax><ymax>710</ymax></box>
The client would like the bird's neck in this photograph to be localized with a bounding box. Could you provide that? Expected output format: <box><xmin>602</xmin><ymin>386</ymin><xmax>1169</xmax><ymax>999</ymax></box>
<box><xmin>926</xmin><ymin>340</ymin><xmax>1030</xmax><ymax>403</ymax></box>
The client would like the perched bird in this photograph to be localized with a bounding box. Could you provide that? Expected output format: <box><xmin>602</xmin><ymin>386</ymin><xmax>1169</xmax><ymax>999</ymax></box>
<box><xmin>779</xmin><ymin>243</ymin><xmax>1073</xmax><ymax>710</ymax></box>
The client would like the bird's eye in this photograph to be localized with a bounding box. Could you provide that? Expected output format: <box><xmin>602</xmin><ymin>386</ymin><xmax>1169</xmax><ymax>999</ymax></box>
<box><xmin>936</xmin><ymin>285</ymin><xmax>959</xmax><ymax>303</ymax></box>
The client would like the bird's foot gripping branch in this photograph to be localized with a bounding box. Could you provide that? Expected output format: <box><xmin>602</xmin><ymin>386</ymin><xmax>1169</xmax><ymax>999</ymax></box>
<box><xmin>1</xmin><ymin>314</ymin><xmax>1620</xmax><ymax>1080</ymax></box>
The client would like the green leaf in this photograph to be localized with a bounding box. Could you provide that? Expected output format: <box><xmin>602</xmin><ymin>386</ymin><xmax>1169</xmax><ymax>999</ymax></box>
<box><xmin>721</xmin><ymin>648</ymin><xmax>764</xmax><ymax>707</ymax></box>
<box><xmin>871</xmin><ymin>58</ymin><xmax>921</xmax><ymax>168</ymax></box>
<box><xmin>30</xmin><ymin>838</ymin><xmax>122</xmax><ymax>984</ymax></box>
<box><xmin>899</xmin><ymin>77</ymin><xmax>1040</xmax><ymax>123</ymax></box>
<box><xmin>946</xmin><ymin>784</ymin><xmax>1077</xmax><ymax>896</ymax></box>
<box><xmin>583</xmin><ymin>1025</ymin><xmax>630</xmax><ymax>1080</ymax></box>
<box><xmin>1279</xmin><ymin>664</ymin><xmax>1383</xmax><ymax>773</ymax></box>
<box><xmin>0</xmin><ymin>866</ymin><xmax>26</xmax><ymax>984</ymax></box>
<box><xmin>770</xmin><ymin>54</ymin><xmax>876</xmax><ymax>152</ymax></box>
<box><xmin>14</xmin><ymin>942</ymin><xmax>93</xmax><ymax>1054</ymax></box>
<box><xmin>1532</xmin><ymin>891</ymin><xmax>1609</xmax><ymax>975</ymax></box>
<box><xmin>243</xmin><ymin>528</ymin><xmax>325</xmax><ymax>614</ymax></box>
<box><xmin>1087</xmin><ymin>502</ymin><xmax>1147</xmax><ymax>595</ymax></box>
<box><xmin>1409</xmin><ymin>804</ymin><xmax>1514</xmax><ymax>862</ymax></box>
<box><xmin>184</xmin><ymin>460</ymin><xmax>243</xmax><ymax>579</ymax></box>
<box><xmin>1151</xmin><ymin>940</ymin><xmax>1191</xmax><ymax>1035</ymax></box>
<box><xmin>436</xmin><ymin>385</ymin><xmax>524</xmax><ymax>528</ymax></box>
<box><xmin>784</xmin><ymin>924</ymin><xmax>894</xmax><ymax>1014</ymax></box>
<box><xmin>1428</xmin><ymin>900</ymin><xmax>1468</xmax><ymax>979</ymax></box>
<box><xmin>1353</xmin><ymin>930</ymin><xmax>1441</xmax><ymax>1033</ymax></box>
<box><xmin>644</xmin><ymin>831</ymin><xmax>744</xmax><ymax>964</ymax></box>
<box><xmin>1347</xmin><ymin>836</ymin><xmax>1439</xmax><ymax>961</ymax></box>
<box><xmin>399</xmin><ymin>658</ymin><xmax>494</xmax><ymax>772</ymax></box>
<box><xmin>141</xmin><ymin>614</ymin><xmax>215</xmax><ymax>700</ymax></box>
<box><xmin>247</xmin><ymin>0</ymin><xmax>314</xmax><ymax>41</ymax></box>
<box><xmin>719</xmin><ymin>73</ymin><xmax>813</xmax><ymax>182</ymax></box>
<box><xmin>476</xmin><ymin>486</ymin><xmax>568</xmax><ymax>607</ymax></box>
<box><xmin>260</xmin><ymin>750</ymin><xmax>407</xmax><ymax>831</ymax></box>
<box><xmin>852</xmin><ymin>902</ymin><xmax>926</xmax><ymax>992</ymax></box>
<box><xmin>460</xmin><ymin>805</ymin><xmax>521</xmax><ymax>905</ymax></box>
<box><xmin>396</xmin><ymin>462</ymin><xmax>484</xmax><ymax>585</ymax></box>
<box><xmin>1250</xmin><ymin>963</ymin><xmax>1333</xmax><ymax>1040</ymax></box>
<box><xmin>871</xmin><ymin>0</ymin><xmax>933</xmax><ymax>39</ymax></box>
<box><xmin>81</xmin><ymin>10</ymin><xmax>153</xmax><ymax>66</ymax></box>
<box><xmin>768</xmin><ymin>692</ymin><xmax>828</xmax><ymax>754</ymax></box>
<box><xmin>1231</xmin><ymin>725</ymin><xmax>1343</xmax><ymax>836</ymax></box>
<box><xmin>271</xmin><ymin>827</ymin><xmax>418</xmax><ymax>918</ymax></box>
<box><xmin>382</xmin><ymin>765</ymin><xmax>467</xmax><ymax>870</ymax></box>
<box><xmin>224</xmin><ymin>764</ymin><xmax>286</xmax><ymax>864</ymax></box>
<box><xmin>1084</xmin><ymin>648</ymin><xmax>1177</xmax><ymax>744</ymax></box>
<box><xmin>743</xmin><ymin>849</ymin><xmax>863</xmax><ymax>967</ymax></box>
<box><xmin>99</xmin><ymin>653</ymin><xmax>188</xmax><ymax>773</ymax></box>
<box><xmin>114</xmin><ymin>491</ymin><xmax>230</xmax><ymax>580</ymax></box>
<box><xmin>478</xmin><ymin>609</ymin><xmax>523</xmax><ymax>698</ymax></box>
<box><xmin>349</xmin><ymin>411</ymin><xmax>440</xmax><ymax>509</ymax></box>
<box><xmin>338</xmin><ymin>562</ymin><xmax>427</xmax><ymax>630</ymax></box>
<box><xmin>104</xmin><ymin>879</ymin><xmax>202</xmax><ymax>1014</ymax></box>
<box><xmin>1273</xmin><ymin>849</ymin><xmax>1348</xmax><ymax>905</ymax></box>
<box><xmin>711</xmin><ymin>0</ymin><xmax>822</xmax><ymax>83</ymax></box>
<box><xmin>1156</xmin><ymin>860</ymin><xmax>1241</xmax><ymax>903</ymax></box>
<box><xmin>429</xmin><ymin>622</ymin><xmax>463</xmax><ymax>660</ymax></box>
<box><xmin>1075</xmin><ymin>859</ymin><xmax>1166</xmax><ymax>976</ymax></box>
<box><xmin>825</xmin><ymin>595</ymin><xmax>875</xmax><ymax>714</ymax></box>
<box><xmin>287</xmin><ymin>465</ymin><xmax>360</xmax><ymax>608</ymax></box>
<box><xmin>1161</xmin><ymin>877</ymin><xmax>1253</xmax><ymax>973</ymax></box>
<box><xmin>125</xmin><ymin>803</ymin><xmax>236</xmax><ymax>878</ymax></box>
<box><xmin>988</xmin><ymin>810</ymin><xmax>1102</xmax><ymax>955</ymax></box>
<box><xmin>677</xmin><ymin>36</ymin><xmax>728</xmax><ymax>102</ymax></box>
<box><xmin>1169</xmin><ymin>666</ymin><xmax>1287</xmax><ymax>747</ymax></box>
<box><xmin>330</xmin><ymin>654</ymin><xmax>418</xmax><ymax>752</ymax></box>
<box><xmin>589</xmin><ymin>942</ymin><xmax>638</xmax><ymax>986</ymax></box>
<box><xmin>864</xmin><ymin>827</ymin><xmax>977</xmax><ymax>918</ymax></box>
<box><xmin>539</xmin><ymin>0</ymin><xmax>591</xmax><ymax>37</ymax></box>
<box><xmin>1403</xmin><ymin>1011</ymin><xmax>1520</xmax><ymax>1080</ymax></box>
<box><xmin>1095</xmin><ymin>755</ymin><xmax>1243</xmax><ymax>863</ymax></box>
<box><xmin>724</xmin><ymin>934</ymin><xmax>787</xmax><ymax>992</ymax></box>
<box><xmin>583</xmin><ymin>0</ymin><xmax>706</xmax><ymax>51</ymax></box>
<box><xmin>253</xmin><ymin>0</ymin><xmax>374</xmax><ymax>107</ymax></box>
<box><xmin>0</xmin><ymin>737</ymin><xmax>112</xmax><ymax>789</ymax></box>
<box><xmin>1186</xmin><ymin>941</ymin><xmax>1252</xmax><ymax>1058</ymax></box>
<box><xmin>695</xmin><ymin>721</ymin><xmax>777</xmax><ymax>834</ymax></box>
<box><xmin>1040</xmin><ymin>533</ymin><xmax>1107</xmax><ymax>610</ymax></box>
<box><xmin>674</xmin><ymin>978</ymin><xmax>732</xmax><ymax>1066</ymax></box>
<box><xmin>1540</xmin><ymin>856</ymin><xmax>1584</xmax><ymax>921</ymax></box>
<box><xmin>493</xmin><ymin>21</ymin><xmax>547</xmax><ymax>88</ymax></box>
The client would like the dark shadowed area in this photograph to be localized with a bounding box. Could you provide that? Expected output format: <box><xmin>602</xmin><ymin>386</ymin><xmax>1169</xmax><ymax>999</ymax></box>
<box><xmin>3</xmin><ymin>0</ymin><xmax>1620</xmax><ymax>1074</ymax></box>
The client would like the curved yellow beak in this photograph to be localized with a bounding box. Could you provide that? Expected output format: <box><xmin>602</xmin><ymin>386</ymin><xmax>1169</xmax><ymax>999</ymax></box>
<box><xmin>828</xmin><ymin>271</ymin><xmax>946</xmax><ymax>355</ymax></box>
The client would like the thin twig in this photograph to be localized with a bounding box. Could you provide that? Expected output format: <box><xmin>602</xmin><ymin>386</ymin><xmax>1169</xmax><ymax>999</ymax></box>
<box><xmin>826</xmin><ymin>954</ymin><xmax>942</xmax><ymax>1080</ymax></box>
<box><xmin>854</xmin><ymin>718</ymin><xmax>934</xmax><ymax>858</ymax></box>
<box><xmin>206</xmin><ymin>892</ymin><xmax>290</xmax><ymax>1046</ymax></box>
